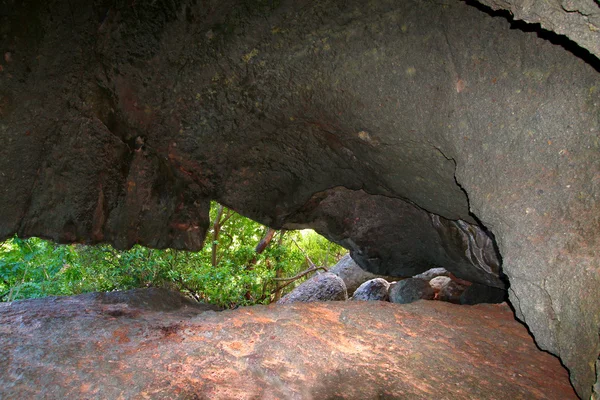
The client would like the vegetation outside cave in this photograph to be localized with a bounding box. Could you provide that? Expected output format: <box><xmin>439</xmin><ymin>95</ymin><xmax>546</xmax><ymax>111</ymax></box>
<box><xmin>0</xmin><ymin>201</ymin><xmax>345</xmax><ymax>308</ymax></box>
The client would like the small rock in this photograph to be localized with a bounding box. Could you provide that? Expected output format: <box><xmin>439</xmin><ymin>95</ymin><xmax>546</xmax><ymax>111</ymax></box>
<box><xmin>389</xmin><ymin>278</ymin><xmax>434</xmax><ymax>304</ymax></box>
<box><xmin>351</xmin><ymin>278</ymin><xmax>390</xmax><ymax>301</ymax></box>
<box><xmin>437</xmin><ymin>281</ymin><xmax>466</xmax><ymax>304</ymax></box>
<box><xmin>388</xmin><ymin>281</ymin><xmax>397</xmax><ymax>297</ymax></box>
<box><xmin>460</xmin><ymin>283</ymin><xmax>507</xmax><ymax>305</ymax></box>
<box><xmin>429</xmin><ymin>276</ymin><xmax>452</xmax><ymax>292</ymax></box>
<box><xmin>413</xmin><ymin>267</ymin><xmax>450</xmax><ymax>281</ymax></box>
<box><xmin>277</xmin><ymin>272</ymin><xmax>348</xmax><ymax>305</ymax></box>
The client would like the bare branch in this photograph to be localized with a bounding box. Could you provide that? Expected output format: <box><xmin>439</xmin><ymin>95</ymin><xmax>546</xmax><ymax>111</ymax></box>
<box><xmin>290</xmin><ymin>237</ymin><xmax>323</xmax><ymax>270</ymax></box>
<box><xmin>273</xmin><ymin>265</ymin><xmax>328</xmax><ymax>282</ymax></box>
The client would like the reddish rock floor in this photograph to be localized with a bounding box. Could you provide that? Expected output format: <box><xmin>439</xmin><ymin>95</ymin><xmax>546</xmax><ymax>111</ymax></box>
<box><xmin>0</xmin><ymin>289</ymin><xmax>577</xmax><ymax>399</ymax></box>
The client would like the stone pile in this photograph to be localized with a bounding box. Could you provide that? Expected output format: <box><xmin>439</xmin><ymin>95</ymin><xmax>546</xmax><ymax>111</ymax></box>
<box><xmin>278</xmin><ymin>255</ymin><xmax>507</xmax><ymax>306</ymax></box>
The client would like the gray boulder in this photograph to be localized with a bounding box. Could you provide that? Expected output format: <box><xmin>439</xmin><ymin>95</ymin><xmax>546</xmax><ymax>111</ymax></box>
<box><xmin>388</xmin><ymin>281</ymin><xmax>398</xmax><ymax>298</ymax></box>
<box><xmin>414</xmin><ymin>267</ymin><xmax>451</xmax><ymax>281</ymax></box>
<box><xmin>351</xmin><ymin>278</ymin><xmax>390</xmax><ymax>301</ymax></box>
<box><xmin>429</xmin><ymin>276</ymin><xmax>452</xmax><ymax>292</ymax></box>
<box><xmin>329</xmin><ymin>254</ymin><xmax>396</xmax><ymax>296</ymax></box>
<box><xmin>277</xmin><ymin>272</ymin><xmax>348</xmax><ymax>305</ymax></box>
<box><xmin>438</xmin><ymin>281</ymin><xmax>467</xmax><ymax>304</ymax></box>
<box><xmin>389</xmin><ymin>278</ymin><xmax>435</xmax><ymax>304</ymax></box>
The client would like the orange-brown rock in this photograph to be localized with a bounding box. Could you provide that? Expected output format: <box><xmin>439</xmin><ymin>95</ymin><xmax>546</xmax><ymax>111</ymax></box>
<box><xmin>0</xmin><ymin>289</ymin><xmax>576</xmax><ymax>399</ymax></box>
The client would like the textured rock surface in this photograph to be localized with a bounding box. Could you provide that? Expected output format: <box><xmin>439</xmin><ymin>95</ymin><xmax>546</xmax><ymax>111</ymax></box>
<box><xmin>414</xmin><ymin>267</ymin><xmax>452</xmax><ymax>281</ymax></box>
<box><xmin>350</xmin><ymin>278</ymin><xmax>390</xmax><ymax>301</ymax></box>
<box><xmin>475</xmin><ymin>0</ymin><xmax>600</xmax><ymax>61</ymax></box>
<box><xmin>284</xmin><ymin>187</ymin><xmax>503</xmax><ymax>288</ymax></box>
<box><xmin>277</xmin><ymin>272</ymin><xmax>347</xmax><ymax>304</ymax></box>
<box><xmin>0</xmin><ymin>0</ymin><xmax>598</xmax><ymax>395</ymax></box>
<box><xmin>329</xmin><ymin>254</ymin><xmax>397</xmax><ymax>295</ymax></box>
<box><xmin>429</xmin><ymin>276</ymin><xmax>453</xmax><ymax>292</ymax></box>
<box><xmin>0</xmin><ymin>290</ymin><xmax>577</xmax><ymax>399</ymax></box>
<box><xmin>389</xmin><ymin>278</ymin><xmax>435</xmax><ymax>304</ymax></box>
<box><xmin>437</xmin><ymin>280</ymin><xmax>467</xmax><ymax>304</ymax></box>
<box><xmin>595</xmin><ymin>360</ymin><xmax>600</xmax><ymax>400</ymax></box>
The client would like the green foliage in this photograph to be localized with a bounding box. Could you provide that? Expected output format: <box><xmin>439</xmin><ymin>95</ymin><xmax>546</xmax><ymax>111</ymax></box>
<box><xmin>0</xmin><ymin>237</ymin><xmax>79</xmax><ymax>301</ymax></box>
<box><xmin>0</xmin><ymin>202</ymin><xmax>345</xmax><ymax>307</ymax></box>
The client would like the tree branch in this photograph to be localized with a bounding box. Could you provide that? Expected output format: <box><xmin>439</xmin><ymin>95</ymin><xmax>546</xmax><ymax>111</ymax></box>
<box><xmin>211</xmin><ymin>204</ymin><xmax>224</xmax><ymax>267</ymax></box>
<box><xmin>273</xmin><ymin>265</ymin><xmax>328</xmax><ymax>282</ymax></box>
<box><xmin>255</xmin><ymin>227</ymin><xmax>276</xmax><ymax>254</ymax></box>
<box><xmin>220</xmin><ymin>209</ymin><xmax>235</xmax><ymax>225</ymax></box>
<box><xmin>290</xmin><ymin>237</ymin><xmax>321</xmax><ymax>270</ymax></box>
<box><xmin>271</xmin><ymin>265</ymin><xmax>329</xmax><ymax>293</ymax></box>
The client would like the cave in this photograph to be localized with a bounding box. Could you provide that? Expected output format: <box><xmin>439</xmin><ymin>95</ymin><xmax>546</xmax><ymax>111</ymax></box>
<box><xmin>0</xmin><ymin>0</ymin><xmax>598</xmax><ymax>398</ymax></box>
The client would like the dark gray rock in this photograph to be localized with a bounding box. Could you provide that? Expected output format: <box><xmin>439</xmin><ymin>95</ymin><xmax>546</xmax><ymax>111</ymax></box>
<box><xmin>437</xmin><ymin>281</ymin><xmax>467</xmax><ymax>304</ymax></box>
<box><xmin>388</xmin><ymin>281</ymin><xmax>398</xmax><ymax>298</ymax></box>
<box><xmin>475</xmin><ymin>0</ymin><xmax>600</xmax><ymax>61</ymax></box>
<box><xmin>277</xmin><ymin>273</ymin><xmax>348</xmax><ymax>305</ymax></box>
<box><xmin>414</xmin><ymin>268</ymin><xmax>451</xmax><ymax>281</ymax></box>
<box><xmin>594</xmin><ymin>359</ymin><xmax>600</xmax><ymax>400</ymax></box>
<box><xmin>329</xmin><ymin>254</ymin><xmax>396</xmax><ymax>296</ymax></box>
<box><xmin>389</xmin><ymin>279</ymin><xmax>435</xmax><ymax>304</ymax></box>
<box><xmin>460</xmin><ymin>283</ymin><xmax>507</xmax><ymax>305</ymax></box>
<box><xmin>351</xmin><ymin>278</ymin><xmax>390</xmax><ymax>301</ymax></box>
<box><xmin>284</xmin><ymin>188</ymin><xmax>504</xmax><ymax>289</ymax></box>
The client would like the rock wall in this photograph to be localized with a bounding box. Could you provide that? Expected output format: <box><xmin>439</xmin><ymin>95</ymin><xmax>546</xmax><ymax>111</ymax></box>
<box><xmin>0</xmin><ymin>0</ymin><xmax>598</xmax><ymax>396</ymax></box>
<box><xmin>283</xmin><ymin>187</ymin><xmax>503</xmax><ymax>288</ymax></box>
<box><xmin>475</xmin><ymin>0</ymin><xmax>600</xmax><ymax>61</ymax></box>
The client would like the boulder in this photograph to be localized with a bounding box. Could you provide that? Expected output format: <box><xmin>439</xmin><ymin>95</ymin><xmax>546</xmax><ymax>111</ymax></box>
<box><xmin>0</xmin><ymin>291</ymin><xmax>577</xmax><ymax>399</ymax></box>
<box><xmin>329</xmin><ymin>254</ymin><xmax>395</xmax><ymax>296</ymax></box>
<box><xmin>285</xmin><ymin>188</ymin><xmax>504</xmax><ymax>288</ymax></box>
<box><xmin>460</xmin><ymin>283</ymin><xmax>507</xmax><ymax>305</ymax></box>
<box><xmin>414</xmin><ymin>268</ymin><xmax>452</xmax><ymax>281</ymax></box>
<box><xmin>388</xmin><ymin>281</ymin><xmax>398</xmax><ymax>298</ymax></box>
<box><xmin>277</xmin><ymin>272</ymin><xmax>347</xmax><ymax>305</ymax></box>
<box><xmin>351</xmin><ymin>278</ymin><xmax>390</xmax><ymax>301</ymax></box>
<box><xmin>389</xmin><ymin>278</ymin><xmax>435</xmax><ymax>304</ymax></box>
<box><xmin>437</xmin><ymin>281</ymin><xmax>467</xmax><ymax>304</ymax></box>
<box><xmin>429</xmin><ymin>276</ymin><xmax>452</xmax><ymax>292</ymax></box>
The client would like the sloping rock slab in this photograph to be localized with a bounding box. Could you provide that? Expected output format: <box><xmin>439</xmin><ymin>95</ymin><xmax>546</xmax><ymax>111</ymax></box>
<box><xmin>0</xmin><ymin>291</ymin><xmax>576</xmax><ymax>399</ymax></box>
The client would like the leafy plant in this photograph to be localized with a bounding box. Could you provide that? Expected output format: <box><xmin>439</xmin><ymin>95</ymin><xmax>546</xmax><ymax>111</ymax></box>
<box><xmin>0</xmin><ymin>202</ymin><xmax>345</xmax><ymax>308</ymax></box>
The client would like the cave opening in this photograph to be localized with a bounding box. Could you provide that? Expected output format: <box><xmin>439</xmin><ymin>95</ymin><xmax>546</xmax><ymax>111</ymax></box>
<box><xmin>0</xmin><ymin>198</ymin><xmax>508</xmax><ymax>308</ymax></box>
<box><xmin>0</xmin><ymin>202</ymin><xmax>348</xmax><ymax>307</ymax></box>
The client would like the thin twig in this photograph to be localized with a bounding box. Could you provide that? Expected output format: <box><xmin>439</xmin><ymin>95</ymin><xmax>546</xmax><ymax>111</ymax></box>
<box><xmin>270</xmin><ymin>266</ymin><xmax>328</xmax><ymax>294</ymax></box>
<box><xmin>290</xmin><ymin>237</ymin><xmax>323</xmax><ymax>270</ymax></box>
<box><xmin>273</xmin><ymin>265</ymin><xmax>328</xmax><ymax>282</ymax></box>
<box><xmin>220</xmin><ymin>209</ymin><xmax>235</xmax><ymax>225</ymax></box>
<box><xmin>269</xmin><ymin>237</ymin><xmax>329</xmax><ymax>294</ymax></box>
